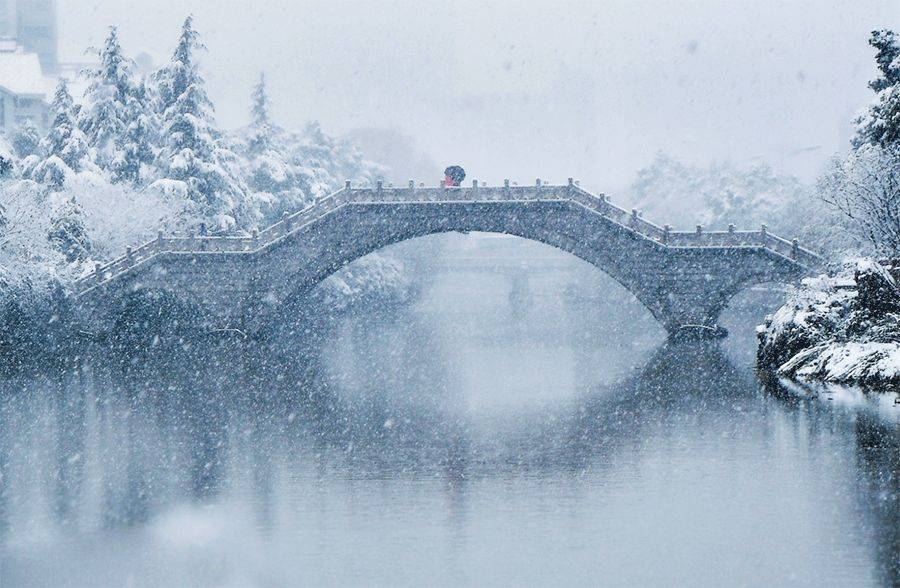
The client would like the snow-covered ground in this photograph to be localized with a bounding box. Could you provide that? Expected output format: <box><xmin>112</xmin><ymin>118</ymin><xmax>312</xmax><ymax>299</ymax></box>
<box><xmin>758</xmin><ymin>259</ymin><xmax>900</xmax><ymax>389</ymax></box>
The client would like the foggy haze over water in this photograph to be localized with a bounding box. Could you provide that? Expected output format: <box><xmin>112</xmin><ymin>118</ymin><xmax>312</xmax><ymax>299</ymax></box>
<box><xmin>62</xmin><ymin>0</ymin><xmax>898</xmax><ymax>188</ymax></box>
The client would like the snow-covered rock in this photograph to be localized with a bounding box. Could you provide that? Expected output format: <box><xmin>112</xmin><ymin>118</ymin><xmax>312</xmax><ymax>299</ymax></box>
<box><xmin>758</xmin><ymin>258</ymin><xmax>900</xmax><ymax>387</ymax></box>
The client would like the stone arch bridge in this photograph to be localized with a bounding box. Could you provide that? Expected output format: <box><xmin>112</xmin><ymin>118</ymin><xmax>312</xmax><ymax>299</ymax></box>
<box><xmin>74</xmin><ymin>180</ymin><xmax>822</xmax><ymax>338</ymax></box>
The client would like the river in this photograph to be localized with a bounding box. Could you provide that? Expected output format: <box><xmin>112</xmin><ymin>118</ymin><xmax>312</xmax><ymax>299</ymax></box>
<box><xmin>0</xmin><ymin>236</ymin><xmax>897</xmax><ymax>587</ymax></box>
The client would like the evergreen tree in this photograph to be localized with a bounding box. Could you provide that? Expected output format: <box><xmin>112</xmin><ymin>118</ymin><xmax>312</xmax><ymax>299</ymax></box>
<box><xmin>152</xmin><ymin>16</ymin><xmax>243</xmax><ymax>218</ymax></box>
<box><xmin>32</xmin><ymin>79</ymin><xmax>87</xmax><ymax>187</ymax></box>
<box><xmin>248</xmin><ymin>73</ymin><xmax>272</xmax><ymax>155</ymax></box>
<box><xmin>79</xmin><ymin>26</ymin><xmax>134</xmax><ymax>167</ymax></box>
<box><xmin>854</xmin><ymin>29</ymin><xmax>900</xmax><ymax>149</ymax></box>
<box><xmin>47</xmin><ymin>196</ymin><xmax>91</xmax><ymax>262</ymax></box>
<box><xmin>113</xmin><ymin>79</ymin><xmax>158</xmax><ymax>184</ymax></box>
<box><xmin>243</xmin><ymin>72</ymin><xmax>300</xmax><ymax>212</ymax></box>
<box><xmin>11</xmin><ymin>119</ymin><xmax>40</xmax><ymax>159</ymax></box>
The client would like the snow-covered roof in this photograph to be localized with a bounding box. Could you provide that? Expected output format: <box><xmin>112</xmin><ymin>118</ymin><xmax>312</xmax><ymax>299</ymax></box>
<box><xmin>0</xmin><ymin>50</ymin><xmax>54</xmax><ymax>97</ymax></box>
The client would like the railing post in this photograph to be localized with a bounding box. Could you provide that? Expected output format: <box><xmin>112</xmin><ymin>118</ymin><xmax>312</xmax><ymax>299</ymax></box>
<box><xmin>282</xmin><ymin>211</ymin><xmax>291</xmax><ymax>232</ymax></box>
<box><xmin>504</xmin><ymin>179</ymin><xmax>510</xmax><ymax>199</ymax></box>
<box><xmin>696</xmin><ymin>224</ymin><xmax>703</xmax><ymax>236</ymax></box>
<box><xmin>408</xmin><ymin>179</ymin><xmax>414</xmax><ymax>189</ymax></box>
<box><xmin>760</xmin><ymin>224</ymin><xmax>767</xmax><ymax>238</ymax></box>
<box><xmin>728</xmin><ymin>223</ymin><xmax>735</xmax><ymax>234</ymax></box>
<box><xmin>663</xmin><ymin>224</ymin><xmax>671</xmax><ymax>245</ymax></box>
<box><xmin>472</xmin><ymin>179</ymin><xmax>478</xmax><ymax>188</ymax></box>
<box><xmin>792</xmin><ymin>238</ymin><xmax>800</xmax><ymax>259</ymax></box>
<box><xmin>252</xmin><ymin>227</ymin><xmax>259</xmax><ymax>247</ymax></box>
<box><xmin>125</xmin><ymin>246</ymin><xmax>133</xmax><ymax>265</ymax></box>
<box><xmin>567</xmin><ymin>177</ymin><xmax>574</xmax><ymax>199</ymax></box>
<box><xmin>345</xmin><ymin>180</ymin><xmax>351</xmax><ymax>190</ymax></box>
<box><xmin>630</xmin><ymin>209</ymin><xmax>639</xmax><ymax>227</ymax></box>
<box><xmin>157</xmin><ymin>229</ymin><xmax>164</xmax><ymax>244</ymax></box>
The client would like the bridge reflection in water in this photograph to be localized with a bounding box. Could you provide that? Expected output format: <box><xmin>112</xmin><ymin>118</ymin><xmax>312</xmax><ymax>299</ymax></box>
<box><xmin>0</xmin><ymin>330</ymin><xmax>895</xmax><ymax>586</ymax></box>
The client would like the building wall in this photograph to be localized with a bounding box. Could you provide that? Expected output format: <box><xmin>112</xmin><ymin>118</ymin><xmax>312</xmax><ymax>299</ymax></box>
<box><xmin>0</xmin><ymin>0</ymin><xmax>15</xmax><ymax>38</ymax></box>
<box><xmin>16</xmin><ymin>0</ymin><xmax>56</xmax><ymax>74</ymax></box>
<box><xmin>0</xmin><ymin>87</ymin><xmax>49</xmax><ymax>132</ymax></box>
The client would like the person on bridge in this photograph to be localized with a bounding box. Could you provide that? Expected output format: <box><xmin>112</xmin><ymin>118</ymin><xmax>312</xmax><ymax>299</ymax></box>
<box><xmin>444</xmin><ymin>165</ymin><xmax>466</xmax><ymax>187</ymax></box>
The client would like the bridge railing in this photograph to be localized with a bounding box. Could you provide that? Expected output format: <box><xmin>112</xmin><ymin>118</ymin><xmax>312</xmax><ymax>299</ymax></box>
<box><xmin>74</xmin><ymin>180</ymin><xmax>822</xmax><ymax>296</ymax></box>
<box><xmin>665</xmin><ymin>228</ymin><xmax>819</xmax><ymax>265</ymax></box>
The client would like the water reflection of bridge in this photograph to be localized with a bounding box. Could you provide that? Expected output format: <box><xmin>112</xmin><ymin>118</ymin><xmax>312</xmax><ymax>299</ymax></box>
<box><xmin>0</xmin><ymin>340</ymin><xmax>895</xmax><ymax>585</ymax></box>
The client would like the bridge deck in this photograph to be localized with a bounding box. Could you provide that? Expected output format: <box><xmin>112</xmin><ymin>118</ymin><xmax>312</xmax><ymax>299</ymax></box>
<box><xmin>74</xmin><ymin>181</ymin><xmax>821</xmax><ymax>297</ymax></box>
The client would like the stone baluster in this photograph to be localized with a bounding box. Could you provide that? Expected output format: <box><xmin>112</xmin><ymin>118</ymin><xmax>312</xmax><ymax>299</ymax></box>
<box><xmin>663</xmin><ymin>224</ymin><xmax>671</xmax><ymax>245</ymax></box>
<box><xmin>792</xmin><ymin>238</ymin><xmax>800</xmax><ymax>259</ymax></box>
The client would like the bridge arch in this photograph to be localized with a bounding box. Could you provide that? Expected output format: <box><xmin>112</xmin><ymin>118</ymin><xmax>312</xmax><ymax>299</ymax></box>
<box><xmin>242</xmin><ymin>200</ymin><xmax>678</xmax><ymax>333</ymax></box>
<box><xmin>240</xmin><ymin>199</ymin><xmax>805</xmax><ymax>338</ymax></box>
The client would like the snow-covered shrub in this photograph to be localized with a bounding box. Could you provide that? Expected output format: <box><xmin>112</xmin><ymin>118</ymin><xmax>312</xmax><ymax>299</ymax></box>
<box><xmin>313</xmin><ymin>255</ymin><xmax>413</xmax><ymax>315</ymax></box>
<box><xmin>64</xmin><ymin>173</ymin><xmax>193</xmax><ymax>263</ymax></box>
<box><xmin>818</xmin><ymin>145</ymin><xmax>900</xmax><ymax>257</ymax></box>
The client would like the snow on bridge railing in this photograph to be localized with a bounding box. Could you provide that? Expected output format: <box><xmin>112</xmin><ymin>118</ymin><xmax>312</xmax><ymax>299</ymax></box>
<box><xmin>73</xmin><ymin>178</ymin><xmax>820</xmax><ymax>296</ymax></box>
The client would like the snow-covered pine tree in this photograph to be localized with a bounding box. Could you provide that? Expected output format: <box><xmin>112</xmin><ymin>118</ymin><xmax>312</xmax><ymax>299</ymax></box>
<box><xmin>113</xmin><ymin>79</ymin><xmax>158</xmax><ymax>184</ymax></box>
<box><xmin>242</xmin><ymin>73</ymin><xmax>305</xmax><ymax>218</ymax></box>
<box><xmin>248</xmin><ymin>73</ymin><xmax>272</xmax><ymax>155</ymax></box>
<box><xmin>31</xmin><ymin>79</ymin><xmax>88</xmax><ymax>188</ymax></box>
<box><xmin>11</xmin><ymin>119</ymin><xmax>40</xmax><ymax>159</ymax></box>
<box><xmin>47</xmin><ymin>194</ymin><xmax>92</xmax><ymax>262</ymax></box>
<box><xmin>152</xmin><ymin>16</ymin><xmax>244</xmax><ymax>225</ymax></box>
<box><xmin>79</xmin><ymin>26</ymin><xmax>134</xmax><ymax>169</ymax></box>
<box><xmin>287</xmin><ymin>122</ymin><xmax>384</xmax><ymax>199</ymax></box>
<box><xmin>853</xmin><ymin>29</ymin><xmax>900</xmax><ymax>149</ymax></box>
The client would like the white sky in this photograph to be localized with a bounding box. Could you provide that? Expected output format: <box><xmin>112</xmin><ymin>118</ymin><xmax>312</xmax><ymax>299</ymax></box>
<box><xmin>61</xmin><ymin>0</ymin><xmax>899</xmax><ymax>189</ymax></box>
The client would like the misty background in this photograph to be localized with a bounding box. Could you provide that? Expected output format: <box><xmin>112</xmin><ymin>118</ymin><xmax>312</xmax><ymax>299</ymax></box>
<box><xmin>60</xmin><ymin>0</ymin><xmax>898</xmax><ymax>191</ymax></box>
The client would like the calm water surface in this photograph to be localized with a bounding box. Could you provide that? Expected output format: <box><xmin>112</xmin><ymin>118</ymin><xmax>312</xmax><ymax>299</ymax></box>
<box><xmin>0</xmin><ymin>248</ymin><xmax>897</xmax><ymax>587</ymax></box>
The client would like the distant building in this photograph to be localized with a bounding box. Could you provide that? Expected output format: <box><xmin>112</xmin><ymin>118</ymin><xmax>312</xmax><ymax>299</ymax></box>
<box><xmin>0</xmin><ymin>0</ymin><xmax>57</xmax><ymax>133</ymax></box>
<box><xmin>0</xmin><ymin>0</ymin><xmax>57</xmax><ymax>74</ymax></box>
<box><xmin>0</xmin><ymin>48</ymin><xmax>52</xmax><ymax>132</ymax></box>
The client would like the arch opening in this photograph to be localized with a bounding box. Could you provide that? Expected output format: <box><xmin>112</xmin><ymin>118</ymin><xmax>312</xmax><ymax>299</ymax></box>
<box><xmin>259</xmin><ymin>226</ymin><xmax>668</xmax><ymax>341</ymax></box>
<box><xmin>271</xmin><ymin>231</ymin><xmax>666</xmax><ymax>409</ymax></box>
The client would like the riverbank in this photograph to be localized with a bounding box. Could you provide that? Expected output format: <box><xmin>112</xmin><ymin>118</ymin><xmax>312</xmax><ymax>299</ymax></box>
<box><xmin>757</xmin><ymin>259</ymin><xmax>900</xmax><ymax>389</ymax></box>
